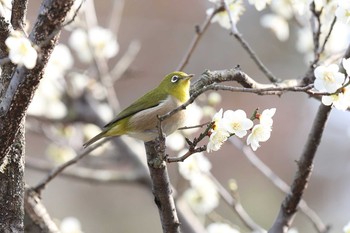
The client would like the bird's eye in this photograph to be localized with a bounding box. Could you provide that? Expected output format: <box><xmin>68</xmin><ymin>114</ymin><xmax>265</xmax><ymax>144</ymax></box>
<box><xmin>171</xmin><ymin>75</ymin><xmax>179</xmax><ymax>83</ymax></box>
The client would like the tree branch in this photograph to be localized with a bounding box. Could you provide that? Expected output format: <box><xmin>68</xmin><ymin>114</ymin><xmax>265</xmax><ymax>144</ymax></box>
<box><xmin>10</xmin><ymin>0</ymin><xmax>28</xmax><ymax>31</ymax></box>
<box><xmin>144</xmin><ymin>139</ymin><xmax>181</xmax><ymax>233</ymax></box>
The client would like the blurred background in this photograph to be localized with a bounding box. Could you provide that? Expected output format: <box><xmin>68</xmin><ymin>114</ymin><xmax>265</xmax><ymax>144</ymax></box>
<box><xmin>24</xmin><ymin>0</ymin><xmax>350</xmax><ymax>232</ymax></box>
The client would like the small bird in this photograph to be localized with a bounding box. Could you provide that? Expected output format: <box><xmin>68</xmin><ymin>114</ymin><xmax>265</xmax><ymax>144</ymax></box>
<box><xmin>83</xmin><ymin>71</ymin><xmax>193</xmax><ymax>148</ymax></box>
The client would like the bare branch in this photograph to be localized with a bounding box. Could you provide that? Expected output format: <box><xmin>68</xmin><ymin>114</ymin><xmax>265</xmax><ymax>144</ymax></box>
<box><xmin>144</xmin><ymin>140</ymin><xmax>181</xmax><ymax>233</ymax></box>
<box><xmin>222</xmin><ymin>1</ymin><xmax>279</xmax><ymax>83</ymax></box>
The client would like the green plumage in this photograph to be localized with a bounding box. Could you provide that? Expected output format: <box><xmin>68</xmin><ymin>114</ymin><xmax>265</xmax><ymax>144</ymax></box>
<box><xmin>83</xmin><ymin>71</ymin><xmax>192</xmax><ymax>148</ymax></box>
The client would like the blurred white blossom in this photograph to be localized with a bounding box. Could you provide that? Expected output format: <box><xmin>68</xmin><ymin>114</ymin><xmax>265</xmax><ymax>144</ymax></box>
<box><xmin>47</xmin><ymin>144</ymin><xmax>76</xmax><ymax>165</ymax></box>
<box><xmin>314</xmin><ymin>64</ymin><xmax>345</xmax><ymax>93</ymax></box>
<box><xmin>167</xmin><ymin>132</ymin><xmax>186</xmax><ymax>151</ymax></box>
<box><xmin>28</xmin><ymin>71</ymin><xmax>67</xmax><ymax>119</ymax></box>
<box><xmin>69</xmin><ymin>27</ymin><xmax>119</xmax><ymax>63</ymax></box>
<box><xmin>207</xmin><ymin>92</ymin><xmax>222</xmax><ymax>106</ymax></box>
<box><xmin>183</xmin><ymin>174</ymin><xmax>219</xmax><ymax>215</ymax></box>
<box><xmin>0</xmin><ymin>0</ymin><xmax>11</xmax><ymax>19</ymax></box>
<box><xmin>45</xmin><ymin>44</ymin><xmax>73</xmax><ymax>79</ymax></box>
<box><xmin>178</xmin><ymin>151</ymin><xmax>211</xmax><ymax>180</ymax></box>
<box><xmin>207</xmin><ymin>223</ymin><xmax>240</xmax><ymax>233</ymax></box>
<box><xmin>248</xmin><ymin>0</ymin><xmax>271</xmax><ymax>11</ymax></box>
<box><xmin>182</xmin><ymin>102</ymin><xmax>203</xmax><ymax>135</ymax></box>
<box><xmin>260</xmin><ymin>14</ymin><xmax>289</xmax><ymax>41</ymax></box>
<box><xmin>344</xmin><ymin>221</ymin><xmax>350</xmax><ymax>233</ymax></box>
<box><xmin>206</xmin><ymin>0</ymin><xmax>245</xmax><ymax>30</ymax></box>
<box><xmin>60</xmin><ymin>217</ymin><xmax>83</xmax><ymax>233</ymax></box>
<box><xmin>5</xmin><ymin>31</ymin><xmax>38</xmax><ymax>69</ymax></box>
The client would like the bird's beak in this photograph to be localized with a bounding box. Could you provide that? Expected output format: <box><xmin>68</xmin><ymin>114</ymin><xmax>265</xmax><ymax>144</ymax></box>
<box><xmin>184</xmin><ymin>74</ymin><xmax>194</xmax><ymax>80</ymax></box>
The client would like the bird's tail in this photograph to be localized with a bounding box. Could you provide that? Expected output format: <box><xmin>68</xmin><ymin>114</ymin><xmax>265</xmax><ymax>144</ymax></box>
<box><xmin>83</xmin><ymin>131</ymin><xmax>107</xmax><ymax>148</ymax></box>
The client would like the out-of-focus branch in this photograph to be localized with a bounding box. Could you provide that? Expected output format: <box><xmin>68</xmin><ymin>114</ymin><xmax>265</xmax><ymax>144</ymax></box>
<box><xmin>208</xmin><ymin>173</ymin><xmax>265</xmax><ymax>232</ymax></box>
<box><xmin>26</xmin><ymin>157</ymin><xmax>149</xmax><ymax>186</ymax></box>
<box><xmin>229</xmin><ymin>138</ymin><xmax>329</xmax><ymax>233</ymax></box>
<box><xmin>268</xmin><ymin>104</ymin><xmax>332</xmax><ymax>233</ymax></box>
<box><xmin>33</xmin><ymin>138</ymin><xmax>110</xmax><ymax>194</ymax></box>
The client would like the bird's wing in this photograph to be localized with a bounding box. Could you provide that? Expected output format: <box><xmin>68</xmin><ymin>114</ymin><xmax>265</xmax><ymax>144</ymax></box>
<box><xmin>104</xmin><ymin>89</ymin><xmax>166</xmax><ymax>128</ymax></box>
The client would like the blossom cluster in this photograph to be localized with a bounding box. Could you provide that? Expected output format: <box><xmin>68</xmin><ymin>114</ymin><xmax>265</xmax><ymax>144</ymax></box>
<box><xmin>207</xmin><ymin>108</ymin><xmax>276</xmax><ymax>152</ymax></box>
<box><xmin>313</xmin><ymin>58</ymin><xmax>350</xmax><ymax>110</ymax></box>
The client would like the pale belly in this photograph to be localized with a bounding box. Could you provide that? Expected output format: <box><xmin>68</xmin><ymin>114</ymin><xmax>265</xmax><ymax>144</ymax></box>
<box><xmin>126</xmin><ymin>96</ymin><xmax>186</xmax><ymax>142</ymax></box>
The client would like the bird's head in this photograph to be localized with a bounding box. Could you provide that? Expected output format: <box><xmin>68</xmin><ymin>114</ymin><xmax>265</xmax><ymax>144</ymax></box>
<box><xmin>159</xmin><ymin>71</ymin><xmax>193</xmax><ymax>103</ymax></box>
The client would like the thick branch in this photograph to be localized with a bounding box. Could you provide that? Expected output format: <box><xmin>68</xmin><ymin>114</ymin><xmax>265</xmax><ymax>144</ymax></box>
<box><xmin>0</xmin><ymin>121</ymin><xmax>25</xmax><ymax>232</ymax></box>
<box><xmin>269</xmin><ymin>104</ymin><xmax>332</xmax><ymax>233</ymax></box>
<box><xmin>144</xmin><ymin>140</ymin><xmax>181</xmax><ymax>233</ymax></box>
<box><xmin>11</xmin><ymin>0</ymin><xmax>28</xmax><ymax>30</ymax></box>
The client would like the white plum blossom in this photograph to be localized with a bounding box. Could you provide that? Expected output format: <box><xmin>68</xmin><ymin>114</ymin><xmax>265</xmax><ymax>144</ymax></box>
<box><xmin>222</xmin><ymin>109</ymin><xmax>253</xmax><ymax>138</ymax></box>
<box><xmin>5</xmin><ymin>31</ymin><xmax>38</xmax><ymax>69</ymax></box>
<box><xmin>335</xmin><ymin>1</ymin><xmax>350</xmax><ymax>24</ymax></box>
<box><xmin>314</xmin><ymin>64</ymin><xmax>345</xmax><ymax>93</ymax></box>
<box><xmin>247</xmin><ymin>124</ymin><xmax>272</xmax><ymax>151</ymax></box>
<box><xmin>69</xmin><ymin>27</ymin><xmax>119</xmax><ymax>63</ymax></box>
<box><xmin>207</xmin><ymin>129</ymin><xmax>230</xmax><ymax>152</ymax></box>
<box><xmin>207</xmin><ymin>223</ymin><xmax>240</xmax><ymax>233</ymax></box>
<box><xmin>260</xmin><ymin>14</ymin><xmax>289</xmax><ymax>41</ymax></box>
<box><xmin>259</xmin><ymin>108</ymin><xmax>276</xmax><ymax>127</ymax></box>
<box><xmin>321</xmin><ymin>85</ymin><xmax>350</xmax><ymax>110</ymax></box>
<box><xmin>248</xmin><ymin>0</ymin><xmax>271</xmax><ymax>11</ymax></box>
<box><xmin>206</xmin><ymin>0</ymin><xmax>245</xmax><ymax>30</ymax></box>
<box><xmin>178</xmin><ymin>151</ymin><xmax>212</xmax><ymax>180</ymax></box>
<box><xmin>183</xmin><ymin>174</ymin><xmax>219</xmax><ymax>215</ymax></box>
<box><xmin>246</xmin><ymin>108</ymin><xmax>275</xmax><ymax>151</ymax></box>
<box><xmin>207</xmin><ymin>109</ymin><xmax>230</xmax><ymax>152</ymax></box>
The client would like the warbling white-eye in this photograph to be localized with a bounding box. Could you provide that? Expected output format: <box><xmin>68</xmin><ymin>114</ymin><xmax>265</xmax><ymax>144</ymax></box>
<box><xmin>83</xmin><ymin>71</ymin><xmax>193</xmax><ymax>148</ymax></box>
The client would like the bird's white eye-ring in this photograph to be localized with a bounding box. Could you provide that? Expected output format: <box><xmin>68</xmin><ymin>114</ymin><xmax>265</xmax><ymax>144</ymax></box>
<box><xmin>171</xmin><ymin>75</ymin><xmax>179</xmax><ymax>83</ymax></box>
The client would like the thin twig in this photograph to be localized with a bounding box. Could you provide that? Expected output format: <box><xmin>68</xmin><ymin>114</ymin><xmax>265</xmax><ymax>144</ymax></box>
<box><xmin>167</xmin><ymin>122</ymin><xmax>213</xmax><ymax>163</ymax></box>
<box><xmin>208</xmin><ymin>173</ymin><xmax>265</xmax><ymax>232</ymax></box>
<box><xmin>26</xmin><ymin>157</ymin><xmax>149</xmax><ymax>186</ymax></box>
<box><xmin>177</xmin><ymin>5</ymin><xmax>222</xmax><ymax>71</ymax></box>
<box><xmin>222</xmin><ymin>1</ymin><xmax>279</xmax><ymax>83</ymax></box>
<box><xmin>33</xmin><ymin>138</ymin><xmax>110</xmax><ymax>194</ymax></box>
